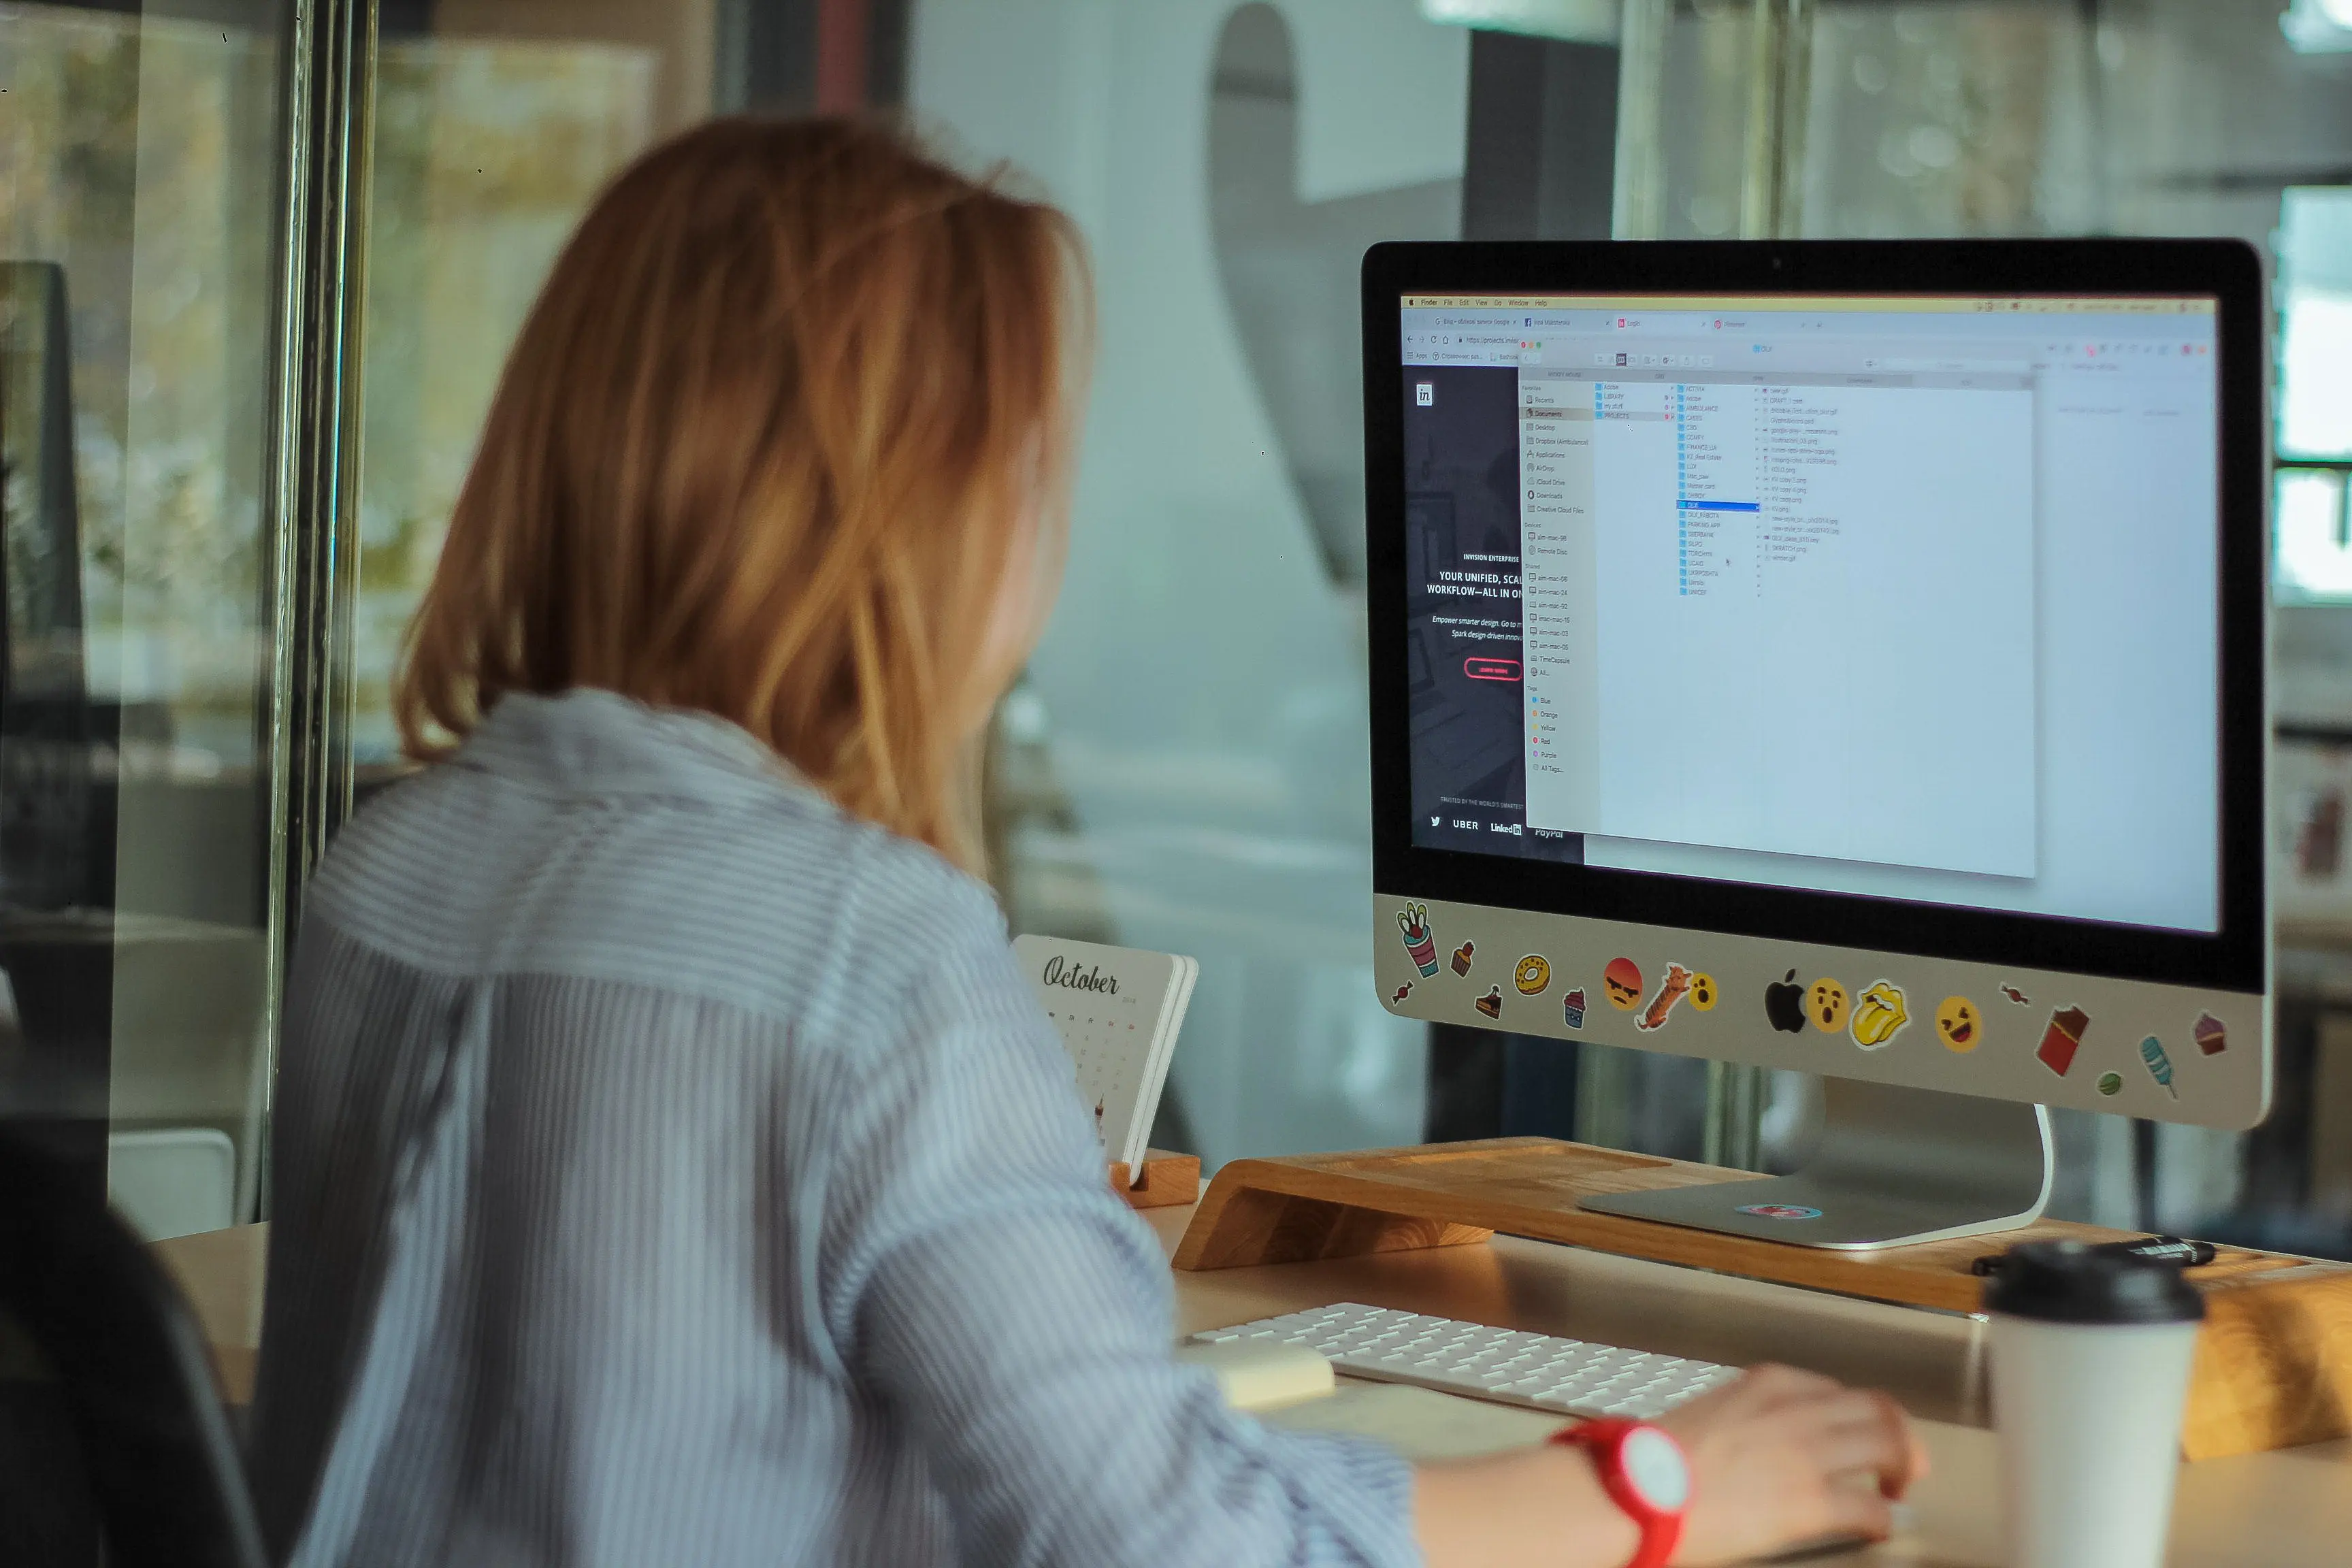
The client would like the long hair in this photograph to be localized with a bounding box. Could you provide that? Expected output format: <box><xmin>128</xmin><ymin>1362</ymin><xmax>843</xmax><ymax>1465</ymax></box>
<box><xmin>395</xmin><ymin>117</ymin><xmax>1086</xmax><ymax>872</ymax></box>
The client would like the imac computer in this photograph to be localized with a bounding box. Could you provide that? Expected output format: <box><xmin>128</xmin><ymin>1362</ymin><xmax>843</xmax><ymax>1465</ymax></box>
<box><xmin>1364</xmin><ymin>240</ymin><xmax>2269</xmax><ymax>1250</ymax></box>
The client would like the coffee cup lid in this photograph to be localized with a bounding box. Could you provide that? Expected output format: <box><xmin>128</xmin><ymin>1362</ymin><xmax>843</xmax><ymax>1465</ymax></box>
<box><xmin>1982</xmin><ymin>1239</ymin><xmax>2206</xmax><ymax>1325</ymax></box>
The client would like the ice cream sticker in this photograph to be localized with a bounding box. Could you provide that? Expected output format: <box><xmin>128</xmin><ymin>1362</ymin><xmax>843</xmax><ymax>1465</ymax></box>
<box><xmin>1452</xmin><ymin>941</ymin><xmax>1476</xmax><ymax>977</ymax></box>
<box><xmin>1399</xmin><ymin>904</ymin><xmax>1439</xmax><ymax>977</ymax></box>
<box><xmin>2140</xmin><ymin>1036</ymin><xmax>2178</xmax><ymax>1098</ymax></box>
<box><xmin>2036</xmin><ymin>1007</ymin><xmax>2090</xmax><ymax>1077</ymax></box>
<box><xmin>1637</xmin><ymin>964</ymin><xmax>1695</xmax><ymax>1032</ymax></box>
<box><xmin>1850</xmin><ymin>981</ymin><xmax>1910</xmax><ymax>1049</ymax></box>
<box><xmin>2193</xmin><ymin>1013</ymin><xmax>2227</xmax><ymax>1057</ymax></box>
<box><xmin>1475</xmin><ymin>985</ymin><xmax>1503</xmax><ymax>1020</ymax></box>
<box><xmin>1604</xmin><ymin>958</ymin><xmax>1643</xmax><ymax>1011</ymax></box>
<box><xmin>1514</xmin><ymin>955</ymin><xmax>1551</xmax><ymax>996</ymax></box>
<box><xmin>1563</xmin><ymin>987</ymin><xmax>1587</xmax><ymax>1030</ymax></box>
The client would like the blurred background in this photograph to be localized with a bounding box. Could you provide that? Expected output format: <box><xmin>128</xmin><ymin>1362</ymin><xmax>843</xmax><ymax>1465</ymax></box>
<box><xmin>3</xmin><ymin>0</ymin><xmax>2350</xmax><ymax>1257</ymax></box>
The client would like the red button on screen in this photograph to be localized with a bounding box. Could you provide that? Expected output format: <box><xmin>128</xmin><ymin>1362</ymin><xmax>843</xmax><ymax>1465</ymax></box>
<box><xmin>1464</xmin><ymin>658</ymin><xmax>1522</xmax><ymax>682</ymax></box>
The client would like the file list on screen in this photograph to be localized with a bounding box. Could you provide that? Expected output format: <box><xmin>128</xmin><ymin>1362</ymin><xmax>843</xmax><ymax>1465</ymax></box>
<box><xmin>1398</xmin><ymin>295</ymin><xmax>2220</xmax><ymax>933</ymax></box>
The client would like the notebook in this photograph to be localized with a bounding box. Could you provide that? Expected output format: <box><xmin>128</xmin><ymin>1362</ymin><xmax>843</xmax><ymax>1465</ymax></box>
<box><xmin>1011</xmin><ymin>934</ymin><xmax>1196</xmax><ymax>1180</ymax></box>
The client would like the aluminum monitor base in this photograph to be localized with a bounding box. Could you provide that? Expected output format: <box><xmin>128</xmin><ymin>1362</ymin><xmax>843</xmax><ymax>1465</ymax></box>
<box><xmin>1579</xmin><ymin>1077</ymin><xmax>2055</xmax><ymax>1251</ymax></box>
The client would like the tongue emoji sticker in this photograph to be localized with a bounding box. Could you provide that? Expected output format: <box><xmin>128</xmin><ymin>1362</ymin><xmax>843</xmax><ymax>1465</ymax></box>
<box><xmin>1850</xmin><ymin>981</ymin><xmax>1910</xmax><ymax>1049</ymax></box>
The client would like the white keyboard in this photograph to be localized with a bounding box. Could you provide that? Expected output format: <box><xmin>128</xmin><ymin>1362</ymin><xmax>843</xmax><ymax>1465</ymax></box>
<box><xmin>1193</xmin><ymin>1303</ymin><xmax>1742</xmax><ymax>1421</ymax></box>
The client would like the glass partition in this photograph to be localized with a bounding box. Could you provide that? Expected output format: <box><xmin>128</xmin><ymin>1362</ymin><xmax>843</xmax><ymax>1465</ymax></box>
<box><xmin>1</xmin><ymin>1</ymin><xmax>294</xmax><ymax>1241</ymax></box>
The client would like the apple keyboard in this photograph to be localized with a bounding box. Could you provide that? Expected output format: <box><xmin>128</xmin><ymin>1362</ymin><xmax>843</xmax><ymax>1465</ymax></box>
<box><xmin>1192</xmin><ymin>1303</ymin><xmax>1742</xmax><ymax>1420</ymax></box>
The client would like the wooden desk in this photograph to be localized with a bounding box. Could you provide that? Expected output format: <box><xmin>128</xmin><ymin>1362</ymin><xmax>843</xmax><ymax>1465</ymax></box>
<box><xmin>156</xmin><ymin>1211</ymin><xmax>2352</xmax><ymax>1565</ymax></box>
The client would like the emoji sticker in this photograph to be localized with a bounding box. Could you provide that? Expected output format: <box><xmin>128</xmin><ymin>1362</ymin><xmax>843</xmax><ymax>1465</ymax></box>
<box><xmin>1688</xmin><ymin>973</ymin><xmax>1718</xmax><ymax>1011</ymax></box>
<box><xmin>2096</xmin><ymin>1072</ymin><xmax>2123</xmax><ymax>1096</ymax></box>
<box><xmin>1850</xmin><ymin>981</ymin><xmax>1910</xmax><ymax>1049</ymax></box>
<box><xmin>1764</xmin><ymin>970</ymin><xmax>1805</xmax><ymax>1034</ymax></box>
<box><xmin>1399</xmin><ymin>904</ymin><xmax>1439</xmax><ymax>977</ymax></box>
<box><xmin>1475</xmin><ymin>985</ymin><xmax>1503</xmax><ymax>1020</ymax></box>
<box><xmin>1934</xmin><ymin>996</ymin><xmax>1981</xmax><ymax>1054</ymax></box>
<box><xmin>1604</xmin><ymin>958</ymin><xmax>1643</xmax><ymax>1011</ymax></box>
<box><xmin>2193</xmin><ymin>1012</ymin><xmax>2227</xmax><ymax>1057</ymax></box>
<box><xmin>1637</xmin><ymin>964</ymin><xmax>1695</xmax><ymax>1032</ymax></box>
<box><xmin>1563</xmin><ymin>987</ymin><xmax>1587</xmax><ymax>1030</ymax></box>
<box><xmin>1736</xmin><ymin>1203</ymin><xmax>1823</xmax><ymax>1221</ymax></box>
<box><xmin>1390</xmin><ymin>983</ymin><xmax>1414</xmax><ymax>1007</ymax></box>
<box><xmin>2001</xmin><ymin>985</ymin><xmax>2030</xmax><ymax>1006</ymax></box>
<box><xmin>1810</xmin><ymin>979</ymin><xmax>1850</xmax><ymax>1034</ymax></box>
<box><xmin>1452</xmin><ymin>941</ymin><xmax>1476</xmax><ymax>977</ymax></box>
<box><xmin>2036</xmin><ymin>1007</ymin><xmax>2089</xmax><ymax>1077</ymax></box>
<box><xmin>1515</xmin><ymin>955</ymin><xmax>1551</xmax><ymax>996</ymax></box>
<box><xmin>2140</xmin><ymin>1036</ymin><xmax>2179</xmax><ymax>1098</ymax></box>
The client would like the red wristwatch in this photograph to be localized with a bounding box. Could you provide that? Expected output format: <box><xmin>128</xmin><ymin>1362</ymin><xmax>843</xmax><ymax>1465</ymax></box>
<box><xmin>1551</xmin><ymin>1418</ymin><xmax>1690</xmax><ymax>1568</ymax></box>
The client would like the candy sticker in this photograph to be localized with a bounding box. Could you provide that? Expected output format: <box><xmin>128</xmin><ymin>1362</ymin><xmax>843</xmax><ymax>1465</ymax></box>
<box><xmin>1390</xmin><ymin>983</ymin><xmax>1414</xmax><ymax>1006</ymax></box>
<box><xmin>1399</xmin><ymin>904</ymin><xmax>1439</xmax><ymax>977</ymax></box>
<box><xmin>2193</xmin><ymin>1013</ymin><xmax>2227</xmax><ymax>1057</ymax></box>
<box><xmin>1764</xmin><ymin>970</ymin><xmax>1806</xmax><ymax>1034</ymax></box>
<box><xmin>1452</xmin><ymin>941</ymin><xmax>1476</xmax><ymax>977</ymax></box>
<box><xmin>1637</xmin><ymin>964</ymin><xmax>1695</xmax><ymax>1032</ymax></box>
<box><xmin>2096</xmin><ymin>1071</ymin><xmax>2123</xmax><ymax>1096</ymax></box>
<box><xmin>2140</xmin><ymin>1036</ymin><xmax>2179</xmax><ymax>1098</ymax></box>
<box><xmin>1688</xmin><ymin>973</ymin><xmax>1718</xmax><ymax>1011</ymax></box>
<box><xmin>2036</xmin><ymin>1007</ymin><xmax>2089</xmax><ymax>1077</ymax></box>
<box><xmin>2001</xmin><ymin>985</ymin><xmax>2030</xmax><ymax>1006</ymax></box>
<box><xmin>1851</xmin><ymin>981</ymin><xmax>1910</xmax><ymax>1049</ymax></box>
<box><xmin>1810</xmin><ymin>979</ymin><xmax>1850</xmax><ymax>1034</ymax></box>
<box><xmin>1515</xmin><ymin>955</ymin><xmax>1551</xmax><ymax>995</ymax></box>
<box><xmin>1563</xmin><ymin>987</ymin><xmax>1587</xmax><ymax>1030</ymax></box>
<box><xmin>1475</xmin><ymin>985</ymin><xmax>1503</xmax><ymax>1020</ymax></box>
<box><xmin>1603</xmin><ymin>958</ymin><xmax>1643</xmax><ymax>1011</ymax></box>
<box><xmin>1934</xmin><ymin>996</ymin><xmax>1981</xmax><ymax>1053</ymax></box>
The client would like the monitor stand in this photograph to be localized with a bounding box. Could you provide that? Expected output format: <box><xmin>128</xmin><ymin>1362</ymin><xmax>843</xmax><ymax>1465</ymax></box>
<box><xmin>1578</xmin><ymin>1077</ymin><xmax>2054</xmax><ymax>1251</ymax></box>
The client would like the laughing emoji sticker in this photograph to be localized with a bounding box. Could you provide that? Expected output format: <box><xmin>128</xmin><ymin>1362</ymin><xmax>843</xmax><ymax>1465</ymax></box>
<box><xmin>1850</xmin><ymin>981</ymin><xmax>1910</xmax><ymax>1049</ymax></box>
<box><xmin>1934</xmin><ymin>996</ymin><xmax>1980</xmax><ymax>1054</ymax></box>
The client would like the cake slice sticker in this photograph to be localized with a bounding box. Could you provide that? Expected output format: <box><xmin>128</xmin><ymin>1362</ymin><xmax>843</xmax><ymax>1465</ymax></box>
<box><xmin>1563</xmin><ymin>987</ymin><xmax>1587</xmax><ymax>1030</ymax></box>
<box><xmin>2193</xmin><ymin>1012</ymin><xmax>2227</xmax><ymax>1056</ymax></box>
<box><xmin>1850</xmin><ymin>981</ymin><xmax>1910</xmax><ymax>1049</ymax></box>
<box><xmin>1636</xmin><ymin>964</ymin><xmax>1695</xmax><ymax>1032</ymax></box>
<box><xmin>1452</xmin><ymin>941</ymin><xmax>1476</xmax><ymax>977</ymax></box>
<box><xmin>2140</xmin><ymin>1036</ymin><xmax>2179</xmax><ymax>1098</ymax></box>
<box><xmin>1399</xmin><ymin>904</ymin><xmax>1439</xmax><ymax>977</ymax></box>
<box><xmin>1475</xmin><ymin>985</ymin><xmax>1503</xmax><ymax>1020</ymax></box>
<box><xmin>2036</xmin><ymin>1006</ymin><xmax>2089</xmax><ymax>1076</ymax></box>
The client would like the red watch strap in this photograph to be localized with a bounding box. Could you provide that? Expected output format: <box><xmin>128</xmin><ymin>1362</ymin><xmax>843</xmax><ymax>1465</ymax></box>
<box><xmin>1552</xmin><ymin>1419</ymin><xmax>1686</xmax><ymax>1568</ymax></box>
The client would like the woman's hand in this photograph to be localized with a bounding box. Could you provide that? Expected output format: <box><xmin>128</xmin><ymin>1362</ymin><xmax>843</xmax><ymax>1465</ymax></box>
<box><xmin>1657</xmin><ymin>1364</ymin><xmax>1928</xmax><ymax>1566</ymax></box>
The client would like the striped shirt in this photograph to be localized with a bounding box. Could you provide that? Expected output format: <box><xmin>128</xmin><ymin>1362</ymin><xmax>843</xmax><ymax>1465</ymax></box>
<box><xmin>248</xmin><ymin>688</ymin><xmax>1417</xmax><ymax>1568</ymax></box>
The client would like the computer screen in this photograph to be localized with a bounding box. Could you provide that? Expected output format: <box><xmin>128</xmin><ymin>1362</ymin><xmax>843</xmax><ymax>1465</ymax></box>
<box><xmin>1397</xmin><ymin>291</ymin><xmax>2221</xmax><ymax>936</ymax></box>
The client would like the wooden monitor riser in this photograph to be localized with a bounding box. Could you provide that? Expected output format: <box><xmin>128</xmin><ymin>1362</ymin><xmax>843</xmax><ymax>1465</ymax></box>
<box><xmin>1171</xmin><ymin>1137</ymin><xmax>2352</xmax><ymax>1460</ymax></box>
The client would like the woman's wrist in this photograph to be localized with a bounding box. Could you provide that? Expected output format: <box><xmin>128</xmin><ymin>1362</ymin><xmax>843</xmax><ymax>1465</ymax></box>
<box><xmin>1414</xmin><ymin>1441</ymin><xmax>1644</xmax><ymax>1568</ymax></box>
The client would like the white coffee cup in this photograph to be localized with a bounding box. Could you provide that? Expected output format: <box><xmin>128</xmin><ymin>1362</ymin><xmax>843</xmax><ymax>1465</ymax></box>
<box><xmin>1984</xmin><ymin>1239</ymin><xmax>2206</xmax><ymax>1568</ymax></box>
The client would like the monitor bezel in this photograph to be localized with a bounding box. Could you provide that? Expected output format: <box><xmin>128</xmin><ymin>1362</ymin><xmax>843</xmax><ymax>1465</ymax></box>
<box><xmin>1362</xmin><ymin>239</ymin><xmax>2267</xmax><ymax>994</ymax></box>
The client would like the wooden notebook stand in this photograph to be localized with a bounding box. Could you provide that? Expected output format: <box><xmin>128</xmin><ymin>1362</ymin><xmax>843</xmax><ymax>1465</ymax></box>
<box><xmin>1110</xmin><ymin>1149</ymin><xmax>1200</xmax><ymax>1210</ymax></box>
<box><xmin>1172</xmin><ymin>1137</ymin><xmax>2352</xmax><ymax>1460</ymax></box>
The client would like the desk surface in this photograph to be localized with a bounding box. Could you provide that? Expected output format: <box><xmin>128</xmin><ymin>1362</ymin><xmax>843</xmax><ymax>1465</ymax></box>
<box><xmin>157</xmin><ymin>1206</ymin><xmax>2352</xmax><ymax>1566</ymax></box>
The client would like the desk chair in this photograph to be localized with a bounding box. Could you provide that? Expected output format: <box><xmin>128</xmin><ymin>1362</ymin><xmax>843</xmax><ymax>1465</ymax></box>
<box><xmin>0</xmin><ymin>1126</ymin><xmax>265</xmax><ymax>1568</ymax></box>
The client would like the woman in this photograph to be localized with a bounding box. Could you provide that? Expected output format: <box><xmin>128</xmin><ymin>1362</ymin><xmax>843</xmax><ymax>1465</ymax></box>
<box><xmin>249</xmin><ymin>118</ymin><xmax>1921</xmax><ymax>1568</ymax></box>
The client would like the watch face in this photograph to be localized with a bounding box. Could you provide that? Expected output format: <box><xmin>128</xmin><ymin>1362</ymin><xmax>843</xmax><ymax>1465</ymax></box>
<box><xmin>1621</xmin><ymin>1426</ymin><xmax>1691</xmax><ymax>1513</ymax></box>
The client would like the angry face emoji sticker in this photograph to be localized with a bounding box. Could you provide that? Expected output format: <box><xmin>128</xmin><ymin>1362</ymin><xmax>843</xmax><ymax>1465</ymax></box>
<box><xmin>1809</xmin><ymin>979</ymin><xmax>1849</xmax><ymax>1033</ymax></box>
<box><xmin>1850</xmin><ymin>981</ymin><xmax>1910</xmax><ymax>1049</ymax></box>
<box><xmin>1603</xmin><ymin>958</ymin><xmax>1643</xmax><ymax>1011</ymax></box>
<box><xmin>1935</xmin><ymin>996</ymin><xmax>1980</xmax><ymax>1053</ymax></box>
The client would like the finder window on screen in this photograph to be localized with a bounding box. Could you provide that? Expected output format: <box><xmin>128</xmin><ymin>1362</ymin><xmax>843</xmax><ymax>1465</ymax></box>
<box><xmin>1399</xmin><ymin>294</ymin><xmax>2221</xmax><ymax>934</ymax></box>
